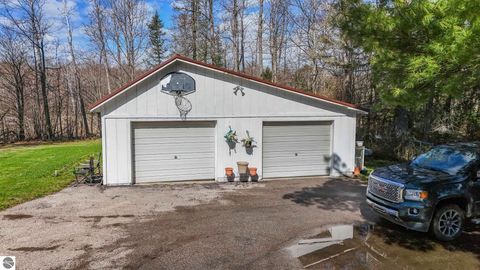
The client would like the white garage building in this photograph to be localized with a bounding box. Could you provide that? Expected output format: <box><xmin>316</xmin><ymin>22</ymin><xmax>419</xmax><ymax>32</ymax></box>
<box><xmin>90</xmin><ymin>55</ymin><xmax>366</xmax><ymax>185</ymax></box>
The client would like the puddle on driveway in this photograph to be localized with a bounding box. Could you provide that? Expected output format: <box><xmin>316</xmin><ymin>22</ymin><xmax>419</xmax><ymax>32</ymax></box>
<box><xmin>287</xmin><ymin>223</ymin><xmax>480</xmax><ymax>269</ymax></box>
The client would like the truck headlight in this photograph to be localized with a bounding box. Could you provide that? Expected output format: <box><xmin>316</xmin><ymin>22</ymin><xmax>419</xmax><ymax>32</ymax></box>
<box><xmin>404</xmin><ymin>189</ymin><xmax>428</xmax><ymax>201</ymax></box>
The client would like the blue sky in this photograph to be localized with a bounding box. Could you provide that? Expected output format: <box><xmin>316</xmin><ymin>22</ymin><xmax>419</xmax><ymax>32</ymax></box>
<box><xmin>53</xmin><ymin>0</ymin><xmax>175</xmax><ymax>46</ymax></box>
<box><xmin>1</xmin><ymin>0</ymin><xmax>264</xmax><ymax>63</ymax></box>
<box><xmin>0</xmin><ymin>0</ymin><xmax>175</xmax><ymax>55</ymax></box>
<box><xmin>66</xmin><ymin>0</ymin><xmax>174</xmax><ymax>27</ymax></box>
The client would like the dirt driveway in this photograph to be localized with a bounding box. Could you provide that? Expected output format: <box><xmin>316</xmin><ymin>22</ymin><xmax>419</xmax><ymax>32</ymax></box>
<box><xmin>1</xmin><ymin>177</ymin><xmax>479</xmax><ymax>269</ymax></box>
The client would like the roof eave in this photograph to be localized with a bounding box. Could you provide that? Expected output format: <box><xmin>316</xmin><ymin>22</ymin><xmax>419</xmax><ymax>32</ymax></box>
<box><xmin>89</xmin><ymin>54</ymin><xmax>368</xmax><ymax>114</ymax></box>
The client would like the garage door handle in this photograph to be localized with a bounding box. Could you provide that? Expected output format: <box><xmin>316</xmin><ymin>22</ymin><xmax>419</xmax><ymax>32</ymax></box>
<box><xmin>174</xmin><ymin>155</ymin><xmax>178</xmax><ymax>159</ymax></box>
<box><xmin>294</xmin><ymin>153</ymin><xmax>298</xmax><ymax>156</ymax></box>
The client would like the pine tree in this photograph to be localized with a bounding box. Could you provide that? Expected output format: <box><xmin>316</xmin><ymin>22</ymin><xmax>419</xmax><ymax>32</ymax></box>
<box><xmin>147</xmin><ymin>11</ymin><xmax>166</xmax><ymax>66</ymax></box>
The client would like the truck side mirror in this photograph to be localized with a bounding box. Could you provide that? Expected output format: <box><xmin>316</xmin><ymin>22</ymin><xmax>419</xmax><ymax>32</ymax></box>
<box><xmin>409</xmin><ymin>155</ymin><xmax>417</xmax><ymax>165</ymax></box>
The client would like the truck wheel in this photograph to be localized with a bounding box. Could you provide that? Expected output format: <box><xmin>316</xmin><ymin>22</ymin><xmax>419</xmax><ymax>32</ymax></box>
<box><xmin>432</xmin><ymin>204</ymin><xmax>464</xmax><ymax>241</ymax></box>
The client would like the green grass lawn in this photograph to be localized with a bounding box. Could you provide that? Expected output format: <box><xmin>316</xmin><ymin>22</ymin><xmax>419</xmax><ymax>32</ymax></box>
<box><xmin>0</xmin><ymin>140</ymin><xmax>101</xmax><ymax>210</ymax></box>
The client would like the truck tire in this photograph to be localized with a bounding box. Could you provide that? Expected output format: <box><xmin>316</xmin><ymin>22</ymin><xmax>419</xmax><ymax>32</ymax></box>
<box><xmin>432</xmin><ymin>204</ymin><xmax>464</xmax><ymax>241</ymax></box>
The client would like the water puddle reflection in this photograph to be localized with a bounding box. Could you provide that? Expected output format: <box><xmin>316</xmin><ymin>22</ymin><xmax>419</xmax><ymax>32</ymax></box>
<box><xmin>287</xmin><ymin>223</ymin><xmax>480</xmax><ymax>269</ymax></box>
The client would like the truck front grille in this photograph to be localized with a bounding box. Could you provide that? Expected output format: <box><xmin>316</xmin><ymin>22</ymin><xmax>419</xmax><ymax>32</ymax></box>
<box><xmin>368</xmin><ymin>175</ymin><xmax>404</xmax><ymax>203</ymax></box>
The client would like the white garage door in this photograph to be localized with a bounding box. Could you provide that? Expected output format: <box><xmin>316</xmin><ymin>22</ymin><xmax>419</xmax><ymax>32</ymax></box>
<box><xmin>263</xmin><ymin>122</ymin><xmax>332</xmax><ymax>178</ymax></box>
<box><xmin>133</xmin><ymin>122</ymin><xmax>215</xmax><ymax>183</ymax></box>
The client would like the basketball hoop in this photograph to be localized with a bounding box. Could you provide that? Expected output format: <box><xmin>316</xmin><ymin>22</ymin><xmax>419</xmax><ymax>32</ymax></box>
<box><xmin>173</xmin><ymin>91</ymin><xmax>192</xmax><ymax>119</ymax></box>
<box><xmin>159</xmin><ymin>72</ymin><xmax>195</xmax><ymax>119</ymax></box>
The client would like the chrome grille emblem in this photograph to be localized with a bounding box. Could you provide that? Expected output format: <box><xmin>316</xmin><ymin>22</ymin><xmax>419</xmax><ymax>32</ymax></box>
<box><xmin>368</xmin><ymin>175</ymin><xmax>404</xmax><ymax>203</ymax></box>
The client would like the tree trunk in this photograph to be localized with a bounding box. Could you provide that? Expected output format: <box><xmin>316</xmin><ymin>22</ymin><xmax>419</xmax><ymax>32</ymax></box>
<box><xmin>232</xmin><ymin>0</ymin><xmax>239</xmax><ymax>71</ymax></box>
<box><xmin>39</xmin><ymin>39</ymin><xmax>53</xmax><ymax>140</ymax></box>
<box><xmin>208</xmin><ymin>0</ymin><xmax>215</xmax><ymax>64</ymax></box>
<box><xmin>64</xmin><ymin>0</ymin><xmax>90</xmax><ymax>136</ymax></box>
<box><xmin>191</xmin><ymin>0</ymin><xmax>198</xmax><ymax>60</ymax></box>
<box><xmin>257</xmin><ymin>0</ymin><xmax>264</xmax><ymax>75</ymax></box>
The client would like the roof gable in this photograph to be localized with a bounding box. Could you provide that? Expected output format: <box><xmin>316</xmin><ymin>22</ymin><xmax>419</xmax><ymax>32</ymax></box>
<box><xmin>90</xmin><ymin>54</ymin><xmax>366</xmax><ymax>114</ymax></box>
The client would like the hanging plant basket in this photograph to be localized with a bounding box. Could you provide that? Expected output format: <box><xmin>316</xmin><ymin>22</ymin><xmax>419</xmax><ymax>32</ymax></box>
<box><xmin>241</xmin><ymin>130</ymin><xmax>256</xmax><ymax>148</ymax></box>
<box><xmin>224</xmin><ymin>126</ymin><xmax>239</xmax><ymax>144</ymax></box>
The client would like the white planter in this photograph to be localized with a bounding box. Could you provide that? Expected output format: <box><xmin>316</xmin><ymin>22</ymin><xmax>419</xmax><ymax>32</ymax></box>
<box><xmin>356</xmin><ymin>141</ymin><xmax>364</xmax><ymax>147</ymax></box>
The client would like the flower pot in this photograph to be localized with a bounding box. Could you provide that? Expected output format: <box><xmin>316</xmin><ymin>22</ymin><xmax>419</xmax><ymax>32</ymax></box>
<box><xmin>356</xmin><ymin>141</ymin><xmax>364</xmax><ymax>147</ymax></box>
<box><xmin>225</xmin><ymin>167</ymin><xmax>234</xmax><ymax>177</ymax></box>
<box><xmin>249</xmin><ymin>167</ymin><xmax>257</xmax><ymax>176</ymax></box>
<box><xmin>237</xmin><ymin>161</ymin><xmax>249</xmax><ymax>175</ymax></box>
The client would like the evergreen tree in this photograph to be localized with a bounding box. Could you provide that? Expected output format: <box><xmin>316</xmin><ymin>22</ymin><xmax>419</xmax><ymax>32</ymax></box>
<box><xmin>261</xmin><ymin>67</ymin><xmax>273</xmax><ymax>81</ymax></box>
<box><xmin>147</xmin><ymin>11</ymin><xmax>166</xmax><ymax>66</ymax></box>
<box><xmin>337</xmin><ymin>0</ymin><xmax>480</xmax><ymax>109</ymax></box>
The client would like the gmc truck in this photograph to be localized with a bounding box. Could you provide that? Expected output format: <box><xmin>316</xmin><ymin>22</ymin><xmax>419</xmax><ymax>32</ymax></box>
<box><xmin>366</xmin><ymin>142</ymin><xmax>480</xmax><ymax>241</ymax></box>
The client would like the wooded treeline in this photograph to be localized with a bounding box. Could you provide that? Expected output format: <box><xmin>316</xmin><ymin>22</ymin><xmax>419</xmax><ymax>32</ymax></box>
<box><xmin>0</xmin><ymin>0</ymin><xmax>478</xmax><ymax>160</ymax></box>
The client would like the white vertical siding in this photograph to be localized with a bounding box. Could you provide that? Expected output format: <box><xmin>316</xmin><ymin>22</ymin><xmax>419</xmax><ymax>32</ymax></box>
<box><xmin>214</xmin><ymin>118</ymin><xmax>263</xmax><ymax>180</ymax></box>
<box><xmin>99</xmin><ymin>61</ymin><xmax>360</xmax><ymax>185</ymax></box>
<box><xmin>103</xmin><ymin>118</ymin><xmax>132</xmax><ymax>185</ymax></box>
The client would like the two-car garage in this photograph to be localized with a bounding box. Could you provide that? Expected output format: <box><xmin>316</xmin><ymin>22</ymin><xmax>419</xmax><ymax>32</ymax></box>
<box><xmin>91</xmin><ymin>55</ymin><xmax>362</xmax><ymax>185</ymax></box>
<box><xmin>132</xmin><ymin>121</ymin><xmax>332</xmax><ymax>183</ymax></box>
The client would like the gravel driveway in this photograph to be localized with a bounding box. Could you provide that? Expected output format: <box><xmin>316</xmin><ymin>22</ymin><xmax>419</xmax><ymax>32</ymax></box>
<box><xmin>0</xmin><ymin>178</ymin><xmax>370</xmax><ymax>269</ymax></box>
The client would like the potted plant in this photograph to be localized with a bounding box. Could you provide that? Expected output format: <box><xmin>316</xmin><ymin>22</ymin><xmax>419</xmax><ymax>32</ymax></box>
<box><xmin>241</xmin><ymin>131</ymin><xmax>256</xmax><ymax>148</ymax></box>
<box><xmin>237</xmin><ymin>161</ymin><xmax>249</xmax><ymax>182</ymax></box>
<box><xmin>225</xmin><ymin>167</ymin><xmax>234</xmax><ymax>177</ymax></box>
<box><xmin>237</xmin><ymin>161</ymin><xmax>249</xmax><ymax>174</ymax></box>
<box><xmin>249</xmin><ymin>167</ymin><xmax>257</xmax><ymax>176</ymax></box>
<box><xmin>224</xmin><ymin>126</ymin><xmax>239</xmax><ymax>144</ymax></box>
<box><xmin>225</xmin><ymin>167</ymin><xmax>234</xmax><ymax>182</ymax></box>
<box><xmin>249</xmin><ymin>167</ymin><xmax>258</xmax><ymax>182</ymax></box>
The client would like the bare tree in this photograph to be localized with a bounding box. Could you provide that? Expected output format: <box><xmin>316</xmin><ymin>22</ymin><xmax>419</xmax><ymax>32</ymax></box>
<box><xmin>207</xmin><ymin>0</ymin><xmax>216</xmax><ymax>63</ymax></box>
<box><xmin>256</xmin><ymin>0</ymin><xmax>264</xmax><ymax>75</ymax></box>
<box><xmin>268</xmin><ymin>0</ymin><xmax>288</xmax><ymax>82</ymax></box>
<box><xmin>63</xmin><ymin>0</ymin><xmax>89</xmax><ymax>136</ymax></box>
<box><xmin>86</xmin><ymin>0</ymin><xmax>112</xmax><ymax>93</ymax></box>
<box><xmin>107</xmin><ymin>0</ymin><xmax>148</xmax><ymax>80</ymax></box>
<box><xmin>3</xmin><ymin>0</ymin><xmax>53</xmax><ymax>139</ymax></box>
<box><xmin>0</xmin><ymin>29</ymin><xmax>28</xmax><ymax>140</ymax></box>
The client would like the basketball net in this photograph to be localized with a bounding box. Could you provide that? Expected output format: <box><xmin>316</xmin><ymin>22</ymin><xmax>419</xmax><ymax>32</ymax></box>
<box><xmin>173</xmin><ymin>91</ymin><xmax>192</xmax><ymax>119</ymax></box>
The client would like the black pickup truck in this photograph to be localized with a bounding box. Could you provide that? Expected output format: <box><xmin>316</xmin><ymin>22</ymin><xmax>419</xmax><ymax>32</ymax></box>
<box><xmin>366</xmin><ymin>142</ymin><xmax>480</xmax><ymax>241</ymax></box>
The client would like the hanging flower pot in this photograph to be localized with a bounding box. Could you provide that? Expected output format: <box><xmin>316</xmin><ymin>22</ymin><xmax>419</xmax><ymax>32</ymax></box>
<box><xmin>224</xmin><ymin>126</ymin><xmax>239</xmax><ymax>144</ymax></box>
<box><xmin>241</xmin><ymin>130</ymin><xmax>256</xmax><ymax>148</ymax></box>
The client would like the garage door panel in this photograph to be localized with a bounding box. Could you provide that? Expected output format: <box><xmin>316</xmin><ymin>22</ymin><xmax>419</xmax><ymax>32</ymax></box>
<box><xmin>265</xmin><ymin>168</ymin><xmax>330</xmax><ymax>177</ymax></box>
<box><xmin>134</xmin><ymin>152</ymin><xmax>214</xmax><ymax>162</ymax></box>
<box><xmin>263</xmin><ymin>122</ymin><xmax>331</xmax><ymax>178</ymax></box>
<box><xmin>135</xmin><ymin>167</ymin><xmax>215</xmax><ymax>176</ymax></box>
<box><xmin>134</xmin><ymin>136</ymin><xmax>214</xmax><ymax>145</ymax></box>
<box><xmin>134</xmin><ymin>129</ymin><xmax>213</xmax><ymax>138</ymax></box>
<box><xmin>263</xmin><ymin>135</ymin><xmax>330</xmax><ymax>143</ymax></box>
<box><xmin>135</xmin><ymin>159</ymin><xmax>214</xmax><ymax>169</ymax></box>
<box><xmin>136</xmin><ymin>169</ymin><xmax>215</xmax><ymax>182</ymax></box>
<box><xmin>134</xmin><ymin>144</ymin><xmax>213</xmax><ymax>154</ymax></box>
<box><xmin>133</xmin><ymin>122</ymin><xmax>215</xmax><ymax>183</ymax></box>
<box><xmin>262</xmin><ymin>150</ymin><xmax>330</xmax><ymax>158</ymax></box>
<box><xmin>262</xmin><ymin>144</ymin><xmax>330</xmax><ymax>152</ymax></box>
<box><xmin>263</xmin><ymin>129</ymin><xmax>331</xmax><ymax>137</ymax></box>
<box><xmin>264</xmin><ymin>157</ymin><xmax>330</xmax><ymax>166</ymax></box>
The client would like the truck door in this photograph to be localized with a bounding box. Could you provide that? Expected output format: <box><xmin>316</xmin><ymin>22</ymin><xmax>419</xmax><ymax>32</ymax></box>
<box><xmin>473</xmin><ymin>166</ymin><xmax>480</xmax><ymax>216</ymax></box>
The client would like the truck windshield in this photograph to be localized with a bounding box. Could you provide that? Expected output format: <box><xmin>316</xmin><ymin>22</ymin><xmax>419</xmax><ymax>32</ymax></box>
<box><xmin>412</xmin><ymin>147</ymin><xmax>476</xmax><ymax>175</ymax></box>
